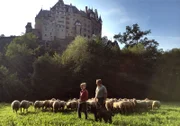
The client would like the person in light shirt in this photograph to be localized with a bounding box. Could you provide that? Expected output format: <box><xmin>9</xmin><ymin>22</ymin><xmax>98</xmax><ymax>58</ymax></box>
<box><xmin>94</xmin><ymin>79</ymin><xmax>107</xmax><ymax>108</ymax></box>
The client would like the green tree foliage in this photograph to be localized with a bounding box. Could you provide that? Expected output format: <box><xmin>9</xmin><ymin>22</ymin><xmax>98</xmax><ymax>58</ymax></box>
<box><xmin>149</xmin><ymin>48</ymin><xmax>180</xmax><ymax>101</ymax></box>
<box><xmin>5</xmin><ymin>33</ymin><xmax>38</xmax><ymax>79</ymax></box>
<box><xmin>114</xmin><ymin>24</ymin><xmax>159</xmax><ymax>49</ymax></box>
<box><xmin>0</xmin><ymin>65</ymin><xmax>28</xmax><ymax>102</ymax></box>
<box><xmin>32</xmin><ymin>53</ymin><xmax>70</xmax><ymax>99</ymax></box>
<box><xmin>1</xmin><ymin>24</ymin><xmax>180</xmax><ymax>101</ymax></box>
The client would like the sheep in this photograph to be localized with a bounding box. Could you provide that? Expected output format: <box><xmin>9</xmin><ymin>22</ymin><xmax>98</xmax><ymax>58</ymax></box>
<box><xmin>34</xmin><ymin>100</ymin><xmax>44</xmax><ymax>111</ymax></box>
<box><xmin>105</xmin><ymin>99</ymin><xmax>114</xmax><ymax>111</ymax></box>
<box><xmin>144</xmin><ymin>98</ymin><xmax>154</xmax><ymax>110</ymax></box>
<box><xmin>11</xmin><ymin>100</ymin><xmax>20</xmax><ymax>113</ymax></box>
<box><xmin>152</xmin><ymin>100</ymin><xmax>161</xmax><ymax>110</ymax></box>
<box><xmin>59</xmin><ymin>100</ymin><xmax>66</xmax><ymax>110</ymax></box>
<box><xmin>53</xmin><ymin>100</ymin><xmax>61</xmax><ymax>113</ymax></box>
<box><xmin>43</xmin><ymin>99</ymin><xmax>56</xmax><ymax>111</ymax></box>
<box><xmin>112</xmin><ymin>101</ymin><xmax>121</xmax><ymax>112</ymax></box>
<box><xmin>66</xmin><ymin>100</ymin><xmax>78</xmax><ymax>110</ymax></box>
<box><xmin>133</xmin><ymin>99</ymin><xmax>148</xmax><ymax>112</ymax></box>
<box><xmin>20</xmin><ymin>100</ymin><xmax>33</xmax><ymax>113</ymax></box>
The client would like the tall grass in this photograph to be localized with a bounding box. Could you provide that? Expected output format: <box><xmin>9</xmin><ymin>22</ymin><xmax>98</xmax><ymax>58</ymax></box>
<box><xmin>0</xmin><ymin>103</ymin><xmax>180</xmax><ymax>126</ymax></box>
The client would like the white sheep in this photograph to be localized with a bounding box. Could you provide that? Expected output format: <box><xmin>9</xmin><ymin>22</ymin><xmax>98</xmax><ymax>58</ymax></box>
<box><xmin>20</xmin><ymin>100</ymin><xmax>33</xmax><ymax>113</ymax></box>
<box><xmin>66</xmin><ymin>100</ymin><xmax>78</xmax><ymax>110</ymax></box>
<box><xmin>152</xmin><ymin>100</ymin><xmax>161</xmax><ymax>110</ymax></box>
<box><xmin>53</xmin><ymin>100</ymin><xmax>61</xmax><ymax>113</ymax></box>
<box><xmin>34</xmin><ymin>100</ymin><xmax>44</xmax><ymax>111</ymax></box>
<box><xmin>43</xmin><ymin>99</ymin><xmax>56</xmax><ymax>111</ymax></box>
<box><xmin>11</xmin><ymin>100</ymin><xmax>20</xmax><ymax>113</ymax></box>
<box><xmin>105</xmin><ymin>99</ymin><xmax>115</xmax><ymax>111</ymax></box>
<box><xmin>133</xmin><ymin>99</ymin><xmax>148</xmax><ymax>112</ymax></box>
<box><xmin>59</xmin><ymin>100</ymin><xmax>66</xmax><ymax>110</ymax></box>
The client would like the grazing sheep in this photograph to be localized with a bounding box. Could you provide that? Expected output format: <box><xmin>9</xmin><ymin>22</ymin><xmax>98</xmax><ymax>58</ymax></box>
<box><xmin>152</xmin><ymin>100</ymin><xmax>161</xmax><ymax>110</ymax></box>
<box><xmin>105</xmin><ymin>99</ymin><xmax>115</xmax><ymax>111</ymax></box>
<box><xmin>11</xmin><ymin>100</ymin><xmax>20</xmax><ymax>113</ymax></box>
<box><xmin>51</xmin><ymin>98</ymin><xmax>56</xmax><ymax>101</ymax></box>
<box><xmin>133</xmin><ymin>99</ymin><xmax>148</xmax><ymax>112</ymax></box>
<box><xmin>43</xmin><ymin>99</ymin><xmax>56</xmax><ymax>111</ymax></box>
<box><xmin>144</xmin><ymin>99</ymin><xmax>154</xmax><ymax>110</ymax></box>
<box><xmin>20</xmin><ymin>100</ymin><xmax>33</xmax><ymax>113</ymax></box>
<box><xmin>34</xmin><ymin>100</ymin><xmax>44</xmax><ymax>111</ymax></box>
<box><xmin>59</xmin><ymin>100</ymin><xmax>66</xmax><ymax>110</ymax></box>
<box><xmin>112</xmin><ymin>101</ymin><xmax>120</xmax><ymax>112</ymax></box>
<box><xmin>66</xmin><ymin>100</ymin><xmax>78</xmax><ymax>110</ymax></box>
<box><xmin>53</xmin><ymin>100</ymin><xmax>61</xmax><ymax>113</ymax></box>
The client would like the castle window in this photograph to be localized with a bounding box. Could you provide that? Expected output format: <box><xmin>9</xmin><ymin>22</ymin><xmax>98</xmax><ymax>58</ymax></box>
<box><xmin>59</xmin><ymin>21</ymin><xmax>64</xmax><ymax>23</ymax></box>
<box><xmin>50</xmin><ymin>32</ymin><xmax>52</xmax><ymax>35</ymax></box>
<box><xmin>45</xmin><ymin>34</ymin><xmax>47</xmax><ymax>36</ymax></box>
<box><xmin>84</xmin><ymin>34</ymin><xmax>86</xmax><ymax>37</ymax></box>
<box><xmin>66</xmin><ymin>21</ymin><xmax>70</xmax><ymax>24</ymax></box>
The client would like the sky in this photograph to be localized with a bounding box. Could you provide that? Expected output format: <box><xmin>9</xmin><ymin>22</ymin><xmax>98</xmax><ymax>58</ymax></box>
<box><xmin>0</xmin><ymin>0</ymin><xmax>179</xmax><ymax>50</ymax></box>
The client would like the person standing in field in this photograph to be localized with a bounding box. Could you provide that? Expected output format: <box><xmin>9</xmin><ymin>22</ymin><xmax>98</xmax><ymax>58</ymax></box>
<box><xmin>77</xmin><ymin>82</ymin><xmax>88</xmax><ymax>119</ymax></box>
<box><xmin>94</xmin><ymin>79</ymin><xmax>107</xmax><ymax>108</ymax></box>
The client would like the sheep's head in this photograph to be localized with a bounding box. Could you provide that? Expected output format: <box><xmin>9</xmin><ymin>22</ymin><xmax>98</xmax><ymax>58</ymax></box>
<box><xmin>145</xmin><ymin>98</ymin><xmax>149</xmax><ymax>101</ymax></box>
<box><xmin>51</xmin><ymin>98</ymin><xmax>56</xmax><ymax>101</ymax></box>
<box><xmin>29</xmin><ymin>102</ymin><xmax>34</xmax><ymax>105</ymax></box>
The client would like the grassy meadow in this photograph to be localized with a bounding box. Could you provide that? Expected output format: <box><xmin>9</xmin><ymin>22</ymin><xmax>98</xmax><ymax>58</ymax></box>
<box><xmin>0</xmin><ymin>102</ymin><xmax>180</xmax><ymax>126</ymax></box>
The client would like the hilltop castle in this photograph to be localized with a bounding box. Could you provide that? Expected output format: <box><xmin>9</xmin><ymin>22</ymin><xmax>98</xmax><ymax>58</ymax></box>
<box><xmin>25</xmin><ymin>0</ymin><xmax>102</xmax><ymax>49</ymax></box>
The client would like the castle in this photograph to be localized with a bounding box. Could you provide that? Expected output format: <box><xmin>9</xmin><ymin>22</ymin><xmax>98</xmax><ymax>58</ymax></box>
<box><xmin>26</xmin><ymin>0</ymin><xmax>102</xmax><ymax>49</ymax></box>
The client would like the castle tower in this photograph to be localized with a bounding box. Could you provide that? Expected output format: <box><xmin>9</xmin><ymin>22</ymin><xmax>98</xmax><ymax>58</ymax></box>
<box><xmin>25</xmin><ymin>22</ymin><xmax>32</xmax><ymax>33</ymax></box>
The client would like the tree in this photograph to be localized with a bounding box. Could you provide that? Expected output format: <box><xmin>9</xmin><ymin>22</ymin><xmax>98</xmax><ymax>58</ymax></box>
<box><xmin>149</xmin><ymin>48</ymin><xmax>180</xmax><ymax>101</ymax></box>
<box><xmin>114</xmin><ymin>24</ymin><xmax>159</xmax><ymax>49</ymax></box>
<box><xmin>5</xmin><ymin>33</ymin><xmax>38</xmax><ymax>80</ymax></box>
<box><xmin>32</xmin><ymin>53</ymin><xmax>69</xmax><ymax>99</ymax></box>
<box><xmin>0</xmin><ymin>65</ymin><xmax>28</xmax><ymax>102</ymax></box>
<box><xmin>61</xmin><ymin>36</ymin><xmax>121</xmax><ymax>98</ymax></box>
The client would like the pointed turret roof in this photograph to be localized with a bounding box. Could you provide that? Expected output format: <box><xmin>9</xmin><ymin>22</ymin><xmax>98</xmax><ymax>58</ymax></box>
<box><xmin>99</xmin><ymin>15</ymin><xmax>102</xmax><ymax>22</ymax></box>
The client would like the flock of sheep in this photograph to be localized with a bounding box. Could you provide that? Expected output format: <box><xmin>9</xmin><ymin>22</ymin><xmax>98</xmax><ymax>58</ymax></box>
<box><xmin>11</xmin><ymin>98</ymin><xmax>161</xmax><ymax>115</ymax></box>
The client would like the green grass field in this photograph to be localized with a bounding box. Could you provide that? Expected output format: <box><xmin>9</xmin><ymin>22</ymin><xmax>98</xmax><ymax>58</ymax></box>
<box><xmin>0</xmin><ymin>102</ymin><xmax>180</xmax><ymax>126</ymax></box>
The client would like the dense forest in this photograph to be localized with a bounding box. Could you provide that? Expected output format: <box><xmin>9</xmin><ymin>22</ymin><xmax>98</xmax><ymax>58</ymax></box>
<box><xmin>0</xmin><ymin>24</ymin><xmax>179</xmax><ymax>102</ymax></box>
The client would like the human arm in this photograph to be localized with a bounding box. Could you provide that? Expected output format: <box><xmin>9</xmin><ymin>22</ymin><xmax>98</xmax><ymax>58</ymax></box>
<box><xmin>94</xmin><ymin>87</ymin><xmax>98</xmax><ymax>102</ymax></box>
<box><xmin>103</xmin><ymin>86</ymin><xmax>107</xmax><ymax>102</ymax></box>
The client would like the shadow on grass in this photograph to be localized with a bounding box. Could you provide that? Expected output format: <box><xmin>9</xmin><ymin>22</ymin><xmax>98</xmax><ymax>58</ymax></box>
<box><xmin>111</xmin><ymin>109</ymin><xmax>165</xmax><ymax>116</ymax></box>
<box><xmin>19</xmin><ymin>111</ymin><xmax>37</xmax><ymax>115</ymax></box>
<box><xmin>162</xmin><ymin>108</ymin><xmax>180</xmax><ymax>112</ymax></box>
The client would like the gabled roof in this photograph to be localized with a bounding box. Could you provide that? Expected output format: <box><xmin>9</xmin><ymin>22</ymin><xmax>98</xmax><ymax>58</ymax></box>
<box><xmin>51</xmin><ymin>0</ymin><xmax>64</xmax><ymax>10</ymax></box>
<box><xmin>36</xmin><ymin>9</ymin><xmax>50</xmax><ymax>18</ymax></box>
<box><xmin>64</xmin><ymin>4</ymin><xmax>79</xmax><ymax>13</ymax></box>
<box><xmin>79</xmin><ymin>10</ymin><xmax>87</xmax><ymax>17</ymax></box>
